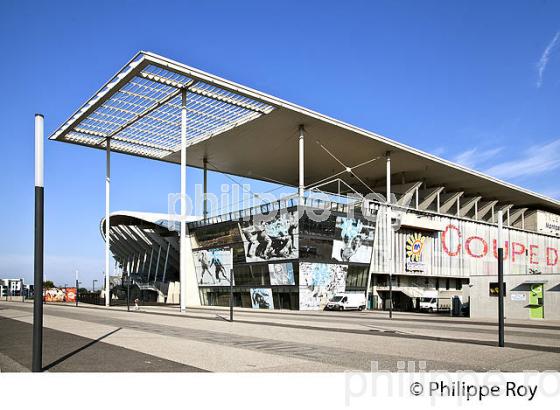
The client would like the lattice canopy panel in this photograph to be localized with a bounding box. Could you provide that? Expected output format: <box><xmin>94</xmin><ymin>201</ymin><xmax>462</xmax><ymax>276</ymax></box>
<box><xmin>50</xmin><ymin>52</ymin><xmax>275</xmax><ymax>160</ymax></box>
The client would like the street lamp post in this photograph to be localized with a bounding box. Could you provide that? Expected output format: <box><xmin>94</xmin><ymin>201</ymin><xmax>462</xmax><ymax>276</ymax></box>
<box><xmin>32</xmin><ymin>113</ymin><xmax>44</xmax><ymax>373</ymax></box>
<box><xmin>75</xmin><ymin>270</ymin><xmax>79</xmax><ymax>307</ymax></box>
<box><xmin>229</xmin><ymin>248</ymin><xmax>234</xmax><ymax>322</ymax></box>
<box><xmin>497</xmin><ymin>210</ymin><xmax>505</xmax><ymax>347</ymax></box>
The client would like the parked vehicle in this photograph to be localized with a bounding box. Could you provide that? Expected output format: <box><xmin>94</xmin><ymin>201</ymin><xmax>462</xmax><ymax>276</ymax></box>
<box><xmin>419</xmin><ymin>297</ymin><xmax>437</xmax><ymax>312</ymax></box>
<box><xmin>324</xmin><ymin>293</ymin><xmax>366</xmax><ymax>311</ymax></box>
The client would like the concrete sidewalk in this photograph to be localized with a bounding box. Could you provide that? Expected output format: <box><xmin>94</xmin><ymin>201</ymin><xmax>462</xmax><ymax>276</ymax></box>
<box><xmin>1</xmin><ymin>301</ymin><xmax>559</xmax><ymax>372</ymax></box>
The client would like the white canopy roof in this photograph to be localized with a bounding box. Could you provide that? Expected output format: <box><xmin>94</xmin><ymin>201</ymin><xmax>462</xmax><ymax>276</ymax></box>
<box><xmin>50</xmin><ymin>51</ymin><xmax>560</xmax><ymax>213</ymax></box>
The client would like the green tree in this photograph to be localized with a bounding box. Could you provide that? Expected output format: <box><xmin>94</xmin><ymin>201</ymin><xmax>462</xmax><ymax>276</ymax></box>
<box><xmin>43</xmin><ymin>280</ymin><xmax>55</xmax><ymax>289</ymax></box>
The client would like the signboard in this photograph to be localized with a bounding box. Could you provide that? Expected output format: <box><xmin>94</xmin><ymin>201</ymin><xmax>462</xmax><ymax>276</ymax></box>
<box><xmin>239</xmin><ymin>210</ymin><xmax>298</xmax><ymax>262</ymax></box>
<box><xmin>405</xmin><ymin>232</ymin><xmax>427</xmax><ymax>272</ymax></box>
<box><xmin>370</xmin><ymin>210</ymin><xmax>560</xmax><ymax>277</ymax></box>
<box><xmin>193</xmin><ymin>247</ymin><xmax>233</xmax><ymax>286</ymax></box>
<box><xmin>250</xmin><ymin>288</ymin><xmax>274</xmax><ymax>309</ymax></box>
<box><xmin>489</xmin><ymin>282</ymin><xmax>506</xmax><ymax>297</ymax></box>
<box><xmin>511</xmin><ymin>293</ymin><xmax>526</xmax><ymax>301</ymax></box>
<box><xmin>331</xmin><ymin>216</ymin><xmax>376</xmax><ymax>264</ymax></box>
<box><xmin>269</xmin><ymin>263</ymin><xmax>295</xmax><ymax>285</ymax></box>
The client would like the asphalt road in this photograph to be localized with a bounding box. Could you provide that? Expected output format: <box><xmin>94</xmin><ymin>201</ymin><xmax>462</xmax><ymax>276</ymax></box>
<box><xmin>1</xmin><ymin>301</ymin><xmax>558</xmax><ymax>372</ymax></box>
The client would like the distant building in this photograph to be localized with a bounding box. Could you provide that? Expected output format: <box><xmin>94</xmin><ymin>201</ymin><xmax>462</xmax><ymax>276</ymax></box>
<box><xmin>0</xmin><ymin>278</ymin><xmax>24</xmax><ymax>297</ymax></box>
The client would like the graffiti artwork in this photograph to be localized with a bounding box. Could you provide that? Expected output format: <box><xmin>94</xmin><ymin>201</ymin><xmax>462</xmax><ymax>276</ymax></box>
<box><xmin>299</xmin><ymin>262</ymin><xmax>347</xmax><ymax>310</ymax></box>
<box><xmin>43</xmin><ymin>287</ymin><xmax>76</xmax><ymax>303</ymax></box>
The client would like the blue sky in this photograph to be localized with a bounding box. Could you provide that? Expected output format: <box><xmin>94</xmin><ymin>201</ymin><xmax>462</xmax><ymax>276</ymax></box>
<box><xmin>1</xmin><ymin>0</ymin><xmax>559</xmax><ymax>287</ymax></box>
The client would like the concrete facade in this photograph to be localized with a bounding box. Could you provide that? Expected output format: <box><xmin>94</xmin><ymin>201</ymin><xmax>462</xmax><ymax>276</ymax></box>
<box><xmin>469</xmin><ymin>274</ymin><xmax>560</xmax><ymax>320</ymax></box>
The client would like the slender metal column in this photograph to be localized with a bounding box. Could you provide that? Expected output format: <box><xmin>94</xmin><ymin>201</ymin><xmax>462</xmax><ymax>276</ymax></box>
<box><xmin>135</xmin><ymin>253</ymin><xmax>140</xmax><ymax>274</ymax></box>
<box><xmin>497</xmin><ymin>210</ymin><xmax>505</xmax><ymax>347</ymax></box>
<box><xmin>154</xmin><ymin>245</ymin><xmax>162</xmax><ymax>283</ymax></box>
<box><xmin>147</xmin><ymin>247</ymin><xmax>154</xmax><ymax>282</ymax></box>
<box><xmin>386</xmin><ymin>151</ymin><xmax>393</xmax><ymax>319</ymax></box>
<box><xmin>32</xmin><ymin>113</ymin><xmax>44</xmax><ymax>372</ymax></box>
<box><xmin>229</xmin><ymin>248</ymin><xmax>234</xmax><ymax>322</ymax></box>
<box><xmin>298</xmin><ymin>125</ymin><xmax>304</xmax><ymax>205</ymax></box>
<box><xmin>162</xmin><ymin>242</ymin><xmax>170</xmax><ymax>284</ymax></box>
<box><xmin>180</xmin><ymin>88</ymin><xmax>188</xmax><ymax>311</ymax></box>
<box><xmin>105</xmin><ymin>138</ymin><xmax>111</xmax><ymax>306</ymax></box>
<box><xmin>203</xmin><ymin>157</ymin><xmax>208</xmax><ymax>220</ymax></box>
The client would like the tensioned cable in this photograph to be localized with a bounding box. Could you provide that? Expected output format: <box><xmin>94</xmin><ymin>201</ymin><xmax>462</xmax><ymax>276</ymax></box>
<box><xmin>306</xmin><ymin>132</ymin><xmax>381</xmax><ymax>194</ymax></box>
<box><xmin>204</xmin><ymin>159</ymin><xmax>291</xmax><ymax>215</ymax></box>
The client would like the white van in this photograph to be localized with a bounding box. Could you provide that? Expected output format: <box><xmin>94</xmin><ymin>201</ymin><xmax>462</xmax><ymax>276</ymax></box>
<box><xmin>324</xmin><ymin>293</ymin><xmax>366</xmax><ymax>311</ymax></box>
<box><xmin>419</xmin><ymin>297</ymin><xmax>437</xmax><ymax>312</ymax></box>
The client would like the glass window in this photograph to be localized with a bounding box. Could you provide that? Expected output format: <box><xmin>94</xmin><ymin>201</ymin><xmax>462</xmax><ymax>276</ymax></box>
<box><xmin>299</xmin><ymin>237</ymin><xmax>333</xmax><ymax>261</ymax></box>
<box><xmin>193</xmin><ymin>222</ymin><xmax>241</xmax><ymax>248</ymax></box>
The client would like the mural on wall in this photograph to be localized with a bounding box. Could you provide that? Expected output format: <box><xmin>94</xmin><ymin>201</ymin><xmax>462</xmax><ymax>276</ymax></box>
<box><xmin>43</xmin><ymin>288</ymin><xmax>76</xmax><ymax>303</ymax></box>
<box><xmin>299</xmin><ymin>262</ymin><xmax>347</xmax><ymax>310</ymax></box>
<box><xmin>269</xmin><ymin>262</ymin><xmax>295</xmax><ymax>285</ymax></box>
<box><xmin>405</xmin><ymin>232</ymin><xmax>427</xmax><ymax>272</ymax></box>
<box><xmin>250</xmin><ymin>288</ymin><xmax>274</xmax><ymax>309</ymax></box>
<box><xmin>331</xmin><ymin>216</ymin><xmax>376</xmax><ymax>264</ymax></box>
<box><xmin>239</xmin><ymin>210</ymin><xmax>298</xmax><ymax>262</ymax></box>
<box><xmin>194</xmin><ymin>247</ymin><xmax>233</xmax><ymax>286</ymax></box>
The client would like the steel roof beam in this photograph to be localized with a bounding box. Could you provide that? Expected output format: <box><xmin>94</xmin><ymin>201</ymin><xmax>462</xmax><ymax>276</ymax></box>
<box><xmin>418</xmin><ymin>187</ymin><xmax>444</xmax><ymax>211</ymax></box>
<box><xmin>509</xmin><ymin>208</ymin><xmax>528</xmax><ymax>227</ymax></box>
<box><xmin>140</xmin><ymin>71</ymin><xmax>269</xmax><ymax>114</ymax></box>
<box><xmin>439</xmin><ymin>192</ymin><xmax>464</xmax><ymax>214</ymax></box>
<box><xmin>459</xmin><ymin>196</ymin><xmax>482</xmax><ymax>218</ymax></box>
<box><xmin>101</xmin><ymin>81</ymin><xmax>193</xmax><ymax>144</ymax></box>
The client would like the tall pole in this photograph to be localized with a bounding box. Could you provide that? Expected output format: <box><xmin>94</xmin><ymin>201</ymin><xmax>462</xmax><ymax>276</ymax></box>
<box><xmin>386</xmin><ymin>151</ymin><xmax>393</xmax><ymax>319</ymax></box>
<box><xmin>105</xmin><ymin>138</ymin><xmax>111</xmax><ymax>306</ymax></box>
<box><xmin>298</xmin><ymin>125</ymin><xmax>305</xmax><ymax>206</ymax></box>
<box><xmin>497</xmin><ymin>210</ymin><xmax>505</xmax><ymax>347</ymax></box>
<box><xmin>180</xmin><ymin>88</ymin><xmax>188</xmax><ymax>312</ymax></box>
<box><xmin>203</xmin><ymin>157</ymin><xmax>208</xmax><ymax>220</ymax></box>
<box><xmin>75</xmin><ymin>270</ymin><xmax>79</xmax><ymax>307</ymax></box>
<box><xmin>229</xmin><ymin>248</ymin><xmax>234</xmax><ymax>322</ymax></box>
<box><xmin>33</xmin><ymin>113</ymin><xmax>44</xmax><ymax>373</ymax></box>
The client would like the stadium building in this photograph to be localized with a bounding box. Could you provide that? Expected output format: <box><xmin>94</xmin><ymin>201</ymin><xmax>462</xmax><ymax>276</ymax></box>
<box><xmin>49</xmin><ymin>51</ymin><xmax>560</xmax><ymax>320</ymax></box>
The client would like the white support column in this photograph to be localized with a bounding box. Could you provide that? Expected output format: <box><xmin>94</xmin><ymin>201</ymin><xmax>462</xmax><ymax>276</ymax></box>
<box><xmin>105</xmin><ymin>138</ymin><xmax>111</xmax><ymax>307</ymax></box>
<box><xmin>203</xmin><ymin>157</ymin><xmax>208</xmax><ymax>220</ymax></box>
<box><xmin>180</xmin><ymin>89</ymin><xmax>188</xmax><ymax>312</ymax></box>
<box><xmin>386</xmin><ymin>152</ymin><xmax>393</xmax><ymax>318</ymax></box>
<box><xmin>298</xmin><ymin>125</ymin><xmax>305</xmax><ymax>206</ymax></box>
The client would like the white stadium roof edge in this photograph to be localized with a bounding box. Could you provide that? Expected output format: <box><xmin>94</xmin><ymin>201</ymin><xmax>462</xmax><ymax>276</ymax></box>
<box><xmin>50</xmin><ymin>50</ymin><xmax>560</xmax><ymax>214</ymax></box>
